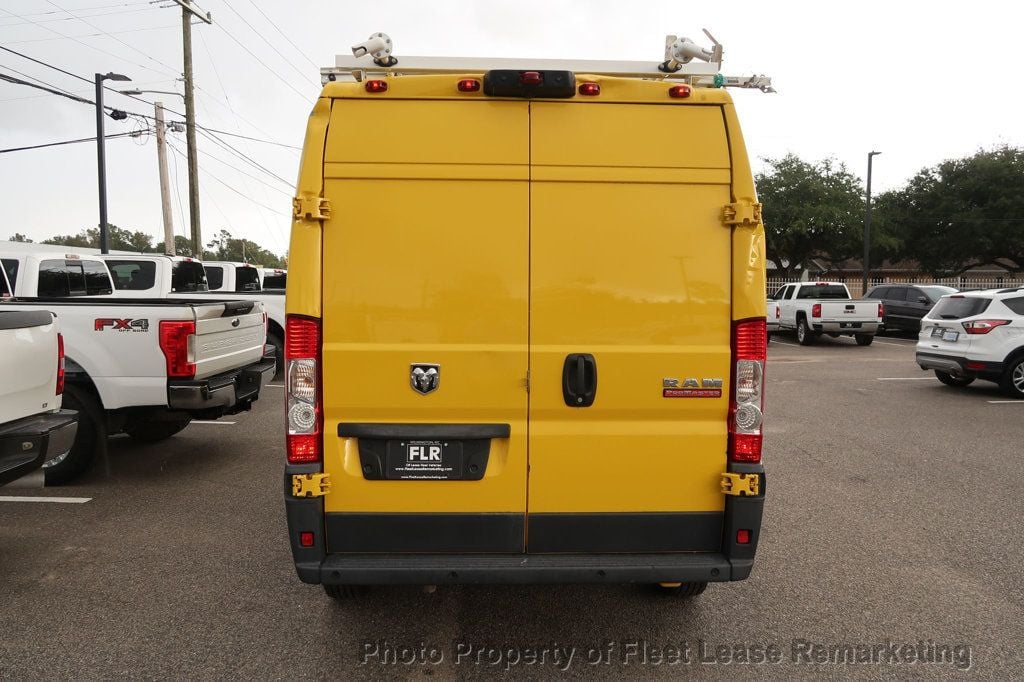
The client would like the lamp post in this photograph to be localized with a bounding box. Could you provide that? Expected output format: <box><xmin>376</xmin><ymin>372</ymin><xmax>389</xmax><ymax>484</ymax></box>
<box><xmin>95</xmin><ymin>72</ymin><xmax>131</xmax><ymax>254</ymax></box>
<box><xmin>862</xmin><ymin>151</ymin><xmax>882</xmax><ymax>296</ymax></box>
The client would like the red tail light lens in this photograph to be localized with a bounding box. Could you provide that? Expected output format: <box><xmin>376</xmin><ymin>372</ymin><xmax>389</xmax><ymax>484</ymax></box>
<box><xmin>457</xmin><ymin>78</ymin><xmax>481</xmax><ymax>92</ymax></box>
<box><xmin>286</xmin><ymin>315</ymin><xmax>322</xmax><ymax>464</ymax></box>
<box><xmin>729</xmin><ymin>318</ymin><xmax>766</xmax><ymax>464</ymax></box>
<box><xmin>736</xmin><ymin>529</ymin><xmax>751</xmax><ymax>545</ymax></box>
<box><xmin>365</xmin><ymin>79</ymin><xmax>388</xmax><ymax>93</ymax></box>
<box><xmin>775</xmin><ymin>305</ymin><xmax>781</xmax><ymax>319</ymax></box>
<box><xmin>962</xmin><ymin>319</ymin><xmax>1010</xmax><ymax>334</ymax></box>
<box><xmin>299</xmin><ymin>531</ymin><xmax>315</xmax><ymax>548</ymax></box>
<box><xmin>158</xmin><ymin>320</ymin><xmax>196</xmax><ymax>379</ymax></box>
<box><xmin>878</xmin><ymin>303</ymin><xmax>884</xmax><ymax>319</ymax></box>
<box><xmin>578</xmin><ymin>82</ymin><xmax>601</xmax><ymax>96</ymax></box>
<box><xmin>668</xmin><ymin>84</ymin><xmax>692</xmax><ymax>98</ymax></box>
<box><xmin>811</xmin><ymin>303</ymin><xmax>822</xmax><ymax>318</ymax></box>
<box><xmin>56</xmin><ymin>333</ymin><xmax>65</xmax><ymax>396</ymax></box>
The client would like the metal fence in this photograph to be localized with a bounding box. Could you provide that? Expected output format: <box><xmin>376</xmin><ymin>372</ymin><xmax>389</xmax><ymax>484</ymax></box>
<box><xmin>766</xmin><ymin>277</ymin><xmax>1024</xmax><ymax>299</ymax></box>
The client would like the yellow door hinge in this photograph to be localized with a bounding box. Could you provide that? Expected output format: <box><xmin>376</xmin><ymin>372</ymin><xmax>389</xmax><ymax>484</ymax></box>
<box><xmin>292</xmin><ymin>473</ymin><xmax>331</xmax><ymax>498</ymax></box>
<box><xmin>722</xmin><ymin>201</ymin><xmax>762</xmax><ymax>228</ymax></box>
<box><xmin>292</xmin><ymin>196</ymin><xmax>332</xmax><ymax>222</ymax></box>
<box><xmin>721</xmin><ymin>472</ymin><xmax>760</xmax><ymax>497</ymax></box>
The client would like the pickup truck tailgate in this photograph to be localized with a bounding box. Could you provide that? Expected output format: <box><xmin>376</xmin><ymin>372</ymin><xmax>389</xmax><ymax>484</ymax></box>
<box><xmin>820</xmin><ymin>301</ymin><xmax>879</xmax><ymax>321</ymax></box>
<box><xmin>192</xmin><ymin>301</ymin><xmax>266</xmax><ymax>379</ymax></box>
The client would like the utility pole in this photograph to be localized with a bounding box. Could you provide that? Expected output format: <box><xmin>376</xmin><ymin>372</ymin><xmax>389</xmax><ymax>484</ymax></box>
<box><xmin>862</xmin><ymin>151</ymin><xmax>882</xmax><ymax>296</ymax></box>
<box><xmin>94</xmin><ymin>71</ymin><xmax>131</xmax><ymax>254</ymax></box>
<box><xmin>172</xmin><ymin>0</ymin><xmax>212</xmax><ymax>258</ymax></box>
<box><xmin>154</xmin><ymin>102</ymin><xmax>175</xmax><ymax>255</ymax></box>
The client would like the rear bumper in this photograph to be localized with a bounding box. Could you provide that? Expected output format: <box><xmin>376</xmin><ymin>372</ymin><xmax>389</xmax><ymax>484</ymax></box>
<box><xmin>812</xmin><ymin>321</ymin><xmax>879</xmax><ymax>334</ymax></box>
<box><xmin>0</xmin><ymin>410</ymin><xmax>78</xmax><ymax>486</ymax></box>
<box><xmin>306</xmin><ymin>553</ymin><xmax>740</xmax><ymax>585</ymax></box>
<box><xmin>167</xmin><ymin>346</ymin><xmax>276</xmax><ymax>415</ymax></box>
<box><xmin>916</xmin><ymin>352</ymin><xmax>1003</xmax><ymax>380</ymax></box>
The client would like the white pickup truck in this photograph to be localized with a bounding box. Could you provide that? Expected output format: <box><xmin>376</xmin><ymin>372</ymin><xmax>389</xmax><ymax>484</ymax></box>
<box><xmin>0</xmin><ymin>309</ymin><xmax>78</xmax><ymax>486</ymax></box>
<box><xmin>771</xmin><ymin>281</ymin><xmax>883</xmax><ymax>346</ymax></box>
<box><xmin>99</xmin><ymin>254</ymin><xmax>286</xmax><ymax>373</ymax></box>
<box><xmin>1</xmin><ymin>251</ymin><xmax>113</xmax><ymax>298</ymax></box>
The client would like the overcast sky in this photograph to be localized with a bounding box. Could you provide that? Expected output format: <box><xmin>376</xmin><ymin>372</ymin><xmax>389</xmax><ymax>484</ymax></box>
<box><xmin>2</xmin><ymin>0</ymin><xmax>1022</xmax><ymax>255</ymax></box>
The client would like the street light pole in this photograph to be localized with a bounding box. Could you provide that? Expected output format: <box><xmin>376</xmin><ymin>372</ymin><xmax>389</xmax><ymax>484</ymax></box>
<box><xmin>862</xmin><ymin>151</ymin><xmax>882</xmax><ymax>296</ymax></box>
<box><xmin>95</xmin><ymin>72</ymin><xmax>131</xmax><ymax>254</ymax></box>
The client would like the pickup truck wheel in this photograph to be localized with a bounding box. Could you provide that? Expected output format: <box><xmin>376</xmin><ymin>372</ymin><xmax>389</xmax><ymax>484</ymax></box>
<box><xmin>44</xmin><ymin>384</ymin><xmax>103</xmax><ymax>486</ymax></box>
<box><xmin>999</xmin><ymin>357</ymin><xmax>1024</xmax><ymax>398</ymax></box>
<box><xmin>796</xmin><ymin>318</ymin><xmax>815</xmax><ymax>345</ymax></box>
<box><xmin>124</xmin><ymin>418</ymin><xmax>192</xmax><ymax>443</ymax></box>
<box><xmin>656</xmin><ymin>581</ymin><xmax>708</xmax><ymax>598</ymax></box>
<box><xmin>935</xmin><ymin>371</ymin><xmax>975</xmax><ymax>388</ymax></box>
<box><xmin>855</xmin><ymin>334</ymin><xmax>874</xmax><ymax>346</ymax></box>
<box><xmin>324</xmin><ymin>584</ymin><xmax>367</xmax><ymax>600</ymax></box>
<box><xmin>267</xmin><ymin>331</ymin><xmax>284</xmax><ymax>377</ymax></box>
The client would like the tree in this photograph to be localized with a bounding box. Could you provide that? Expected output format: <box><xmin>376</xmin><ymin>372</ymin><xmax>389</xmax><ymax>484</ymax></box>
<box><xmin>42</xmin><ymin>224</ymin><xmax>155</xmax><ymax>253</ymax></box>
<box><xmin>7</xmin><ymin>233</ymin><xmax>33</xmax><ymax>242</ymax></box>
<box><xmin>884</xmin><ymin>146</ymin><xmax>1024</xmax><ymax>276</ymax></box>
<box><xmin>756</xmin><ymin>154</ymin><xmax>865</xmax><ymax>279</ymax></box>
<box><xmin>204</xmin><ymin>228</ymin><xmax>284</xmax><ymax>267</ymax></box>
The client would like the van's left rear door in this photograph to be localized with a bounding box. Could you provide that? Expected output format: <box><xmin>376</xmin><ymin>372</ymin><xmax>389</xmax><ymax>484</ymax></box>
<box><xmin>319</xmin><ymin>98</ymin><xmax>530</xmax><ymax>553</ymax></box>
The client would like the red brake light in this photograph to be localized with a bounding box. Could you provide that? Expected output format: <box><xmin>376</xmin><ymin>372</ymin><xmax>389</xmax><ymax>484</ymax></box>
<box><xmin>299</xmin><ymin>531</ymin><xmax>315</xmax><ymax>548</ymax></box>
<box><xmin>578</xmin><ymin>82</ymin><xmax>601</xmax><ymax>96</ymax></box>
<box><xmin>520</xmin><ymin>71</ymin><xmax>542</xmax><ymax>86</ymax></box>
<box><xmin>286</xmin><ymin>315</ymin><xmax>322</xmax><ymax>464</ymax></box>
<box><xmin>457</xmin><ymin>78</ymin><xmax>481</xmax><ymax>92</ymax></box>
<box><xmin>668</xmin><ymin>84</ymin><xmax>692</xmax><ymax>98</ymax></box>
<box><xmin>811</xmin><ymin>303</ymin><xmax>822</xmax><ymax>318</ymax></box>
<box><xmin>775</xmin><ymin>305</ymin><xmax>781</xmax><ymax>319</ymax></box>
<box><xmin>56</xmin><ymin>333</ymin><xmax>65</xmax><ymax>396</ymax></box>
<box><xmin>962</xmin><ymin>319</ymin><xmax>1010</xmax><ymax>335</ymax></box>
<box><xmin>736</xmin><ymin>529</ymin><xmax>751</xmax><ymax>545</ymax></box>
<box><xmin>729</xmin><ymin>318</ymin><xmax>766</xmax><ymax>464</ymax></box>
<box><xmin>158</xmin><ymin>320</ymin><xmax>196</xmax><ymax>379</ymax></box>
<box><xmin>365</xmin><ymin>79</ymin><xmax>388</xmax><ymax>93</ymax></box>
<box><xmin>878</xmin><ymin>302</ymin><xmax>884</xmax><ymax>319</ymax></box>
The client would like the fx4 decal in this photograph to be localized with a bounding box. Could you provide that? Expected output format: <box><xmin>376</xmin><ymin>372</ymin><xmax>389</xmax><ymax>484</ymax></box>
<box><xmin>94</xmin><ymin>318</ymin><xmax>150</xmax><ymax>332</ymax></box>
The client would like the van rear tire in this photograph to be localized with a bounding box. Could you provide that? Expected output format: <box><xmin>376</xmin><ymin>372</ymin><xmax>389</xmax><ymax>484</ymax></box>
<box><xmin>656</xmin><ymin>581</ymin><xmax>708</xmax><ymax>598</ymax></box>
<box><xmin>324</xmin><ymin>584</ymin><xmax>367</xmax><ymax>600</ymax></box>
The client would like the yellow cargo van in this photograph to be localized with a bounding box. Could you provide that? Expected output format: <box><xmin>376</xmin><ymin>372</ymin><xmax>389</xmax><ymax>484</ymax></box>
<box><xmin>285</xmin><ymin>36</ymin><xmax>769</xmax><ymax>599</ymax></box>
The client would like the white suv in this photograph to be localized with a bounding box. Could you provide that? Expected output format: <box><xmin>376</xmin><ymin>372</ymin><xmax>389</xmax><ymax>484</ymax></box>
<box><xmin>916</xmin><ymin>289</ymin><xmax>1024</xmax><ymax>397</ymax></box>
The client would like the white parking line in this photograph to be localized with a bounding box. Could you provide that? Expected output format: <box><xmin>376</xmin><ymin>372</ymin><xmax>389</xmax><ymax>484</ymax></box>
<box><xmin>0</xmin><ymin>496</ymin><xmax>91</xmax><ymax>504</ymax></box>
<box><xmin>770</xmin><ymin>339</ymin><xmax>800</xmax><ymax>347</ymax></box>
<box><xmin>190</xmin><ymin>420</ymin><xmax>237</xmax><ymax>425</ymax></box>
<box><xmin>987</xmin><ymin>400</ymin><xmax>1024</xmax><ymax>404</ymax></box>
<box><xmin>267</xmin><ymin>384</ymin><xmax>284</xmax><ymax>388</ymax></box>
<box><xmin>873</xmin><ymin>339</ymin><xmax>917</xmax><ymax>347</ymax></box>
<box><xmin>877</xmin><ymin>377</ymin><xmax>933</xmax><ymax>381</ymax></box>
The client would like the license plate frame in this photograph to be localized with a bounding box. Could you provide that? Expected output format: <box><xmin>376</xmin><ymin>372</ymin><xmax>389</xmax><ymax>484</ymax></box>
<box><xmin>942</xmin><ymin>329</ymin><xmax>960</xmax><ymax>342</ymax></box>
<box><xmin>385</xmin><ymin>439</ymin><xmax>465</xmax><ymax>480</ymax></box>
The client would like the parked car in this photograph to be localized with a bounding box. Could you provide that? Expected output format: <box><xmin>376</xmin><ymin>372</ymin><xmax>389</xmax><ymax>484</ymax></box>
<box><xmin>203</xmin><ymin>261</ymin><xmax>262</xmax><ymax>293</ymax></box>
<box><xmin>916</xmin><ymin>289</ymin><xmax>1024</xmax><ymax>397</ymax></box>
<box><xmin>0</xmin><ymin>309</ymin><xmax>77</xmax><ymax>486</ymax></box>
<box><xmin>99</xmin><ymin>254</ymin><xmax>286</xmax><ymax>374</ymax></box>
<box><xmin>284</xmin><ymin>46</ymin><xmax>768</xmax><ymax>599</ymax></box>
<box><xmin>864</xmin><ymin>284</ymin><xmax>958</xmax><ymax>332</ymax></box>
<box><xmin>1</xmin><ymin>253</ymin><xmax>275</xmax><ymax>484</ymax></box>
<box><xmin>772</xmin><ymin>281</ymin><xmax>882</xmax><ymax>346</ymax></box>
<box><xmin>0</xmin><ymin>251</ymin><xmax>113</xmax><ymax>298</ymax></box>
<box><xmin>259</xmin><ymin>268</ymin><xmax>287</xmax><ymax>290</ymax></box>
<box><xmin>766</xmin><ymin>299</ymin><xmax>780</xmax><ymax>338</ymax></box>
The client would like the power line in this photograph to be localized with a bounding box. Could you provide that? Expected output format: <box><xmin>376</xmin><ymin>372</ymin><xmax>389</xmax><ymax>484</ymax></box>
<box><xmin>6</xmin><ymin>23</ymin><xmax>179</xmax><ymax>46</ymax></box>
<box><xmin>166</xmin><ymin>140</ymin><xmax>286</xmax><ymax>215</ymax></box>
<box><xmin>192</xmin><ymin>126</ymin><xmax>300</xmax><ymax>150</ymax></box>
<box><xmin>242</xmin><ymin>0</ymin><xmax>318</xmax><ymax>69</ymax></box>
<box><xmin>0</xmin><ymin>71</ymin><xmax>92</xmax><ymax>104</ymax></box>
<box><xmin>196</xmin><ymin>126</ymin><xmax>292</xmax><ymax>187</ymax></box>
<box><xmin>219</xmin><ymin>0</ymin><xmax>317</xmax><ymax>86</ymax></box>
<box><xmin>213</xmin><ymin>18</ymin><xmax>312</xmax><ymax>102</ymax></box>
<box><xmin>0</xmin><ymin>131</ymin><xmax>139</xmax><ymax>154</ymax></box>
<box><xmin>44</xmin><ymin>0</ymin><xmax>181</xmax><ymax>77</ymax></box>
<box><xmin>0</xmin><ymin>6</ymin><xmax>159</xmax><ymax>28</ymax></box>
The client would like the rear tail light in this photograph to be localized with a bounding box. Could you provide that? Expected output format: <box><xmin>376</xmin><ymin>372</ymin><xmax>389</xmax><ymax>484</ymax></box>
<box><xmin>811</xmin><ymin>303</ymin><xmax>822</xmax><ymax>318</ymax></box>
<box><xmin>962</xmin><ymin>319</ymin><xmax>1010</xmax><ymax>335</ymax></box>
<box><xmin>286</xmin><ymin>315</ymin><xmax>322</xmax><ymax>464</ymax></box>
<box><xmin>878</xmin><ymin>303</ymin><xmax>884</xmax><ymax>320</ymax></box>
<box><xmin>775</xmin><ymin>306</ymin><xmax>781</xmax><ymax>319</ymax></box>
<box><xmin>56</xmin><ymin>333</ymin><xmax>65</xmax><ymax>396</ymax></box>
<box><xmin>729</xmin><ymin>318</ymin><xmax>766</xmax><ymax>464</ymax></box>
<box><xmin>457</xmin><ymin>78</ymin><xmax>481</xmax><ymax>92</ymax></box>
<box><xmin>736</xmin><ymin>529</ymin><xmax>751</xmax><ymax>544</ymax></box>
<box><xmin>158</xmin><ymin>320</ymin><xmax>196</xmax><ymax>379</ymax></box>
<box><xmin>299</xmin><ymin>531</ymin><xmax>315</xmax><ymax>548</ymax></box>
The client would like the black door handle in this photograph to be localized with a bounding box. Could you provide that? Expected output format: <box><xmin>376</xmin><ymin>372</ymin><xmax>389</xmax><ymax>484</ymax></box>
<box><xmin>562</xmin><ymin>353</ymin><xmax>597</xmax><ymax>407</ymax></box>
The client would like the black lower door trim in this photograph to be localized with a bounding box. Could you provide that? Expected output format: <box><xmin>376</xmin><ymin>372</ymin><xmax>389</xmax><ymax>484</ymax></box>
<box><xmin>528</xmin><ymin>512</ymin><xmax>723</xmax><ymax>553</ymax></box>
<box><xmin>326</xmin><ymin>512</ymin><xmax>524</xmax><ymax>553</ymax></box>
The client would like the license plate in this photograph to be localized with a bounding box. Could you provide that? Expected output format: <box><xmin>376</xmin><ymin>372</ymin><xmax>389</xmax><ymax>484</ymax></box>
<box><xmin>385</xmin><ymin>440</ymin><xmax>464</xmax><ymax>480</ymax></box>
<box><xmin>942</xmin><ymin>330</ymin><xmax>960</xmax><ymax>342</ymax></box>
<box><xmin>931</xmin><ymin>327</ymin><xmax>943</xmax><ymax>337</ymax></box>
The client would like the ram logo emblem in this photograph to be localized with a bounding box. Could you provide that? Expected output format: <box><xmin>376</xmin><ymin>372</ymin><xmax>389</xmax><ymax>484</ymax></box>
<box><xmin>410</xmin><ymin>364</ymin><xmax>440</xmax><ymax>395</ymax></box>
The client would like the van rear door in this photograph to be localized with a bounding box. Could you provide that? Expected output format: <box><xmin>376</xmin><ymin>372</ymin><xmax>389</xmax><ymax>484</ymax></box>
<box><xmin>526</xmin><ymin>102</ymin><xmax>733</xmax><ymax>552</ymax></box>
<box><xmin>319</xmin><ymin>99</ymin><xmax>531</xmax><ymax>553</ymax></box>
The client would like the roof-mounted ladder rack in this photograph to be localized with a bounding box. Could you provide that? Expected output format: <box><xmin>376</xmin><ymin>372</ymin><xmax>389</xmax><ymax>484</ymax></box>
<box><xmin>321</xmin><ymin>31</ymin><xmax>774</xmax><ymax>93</ymax></box>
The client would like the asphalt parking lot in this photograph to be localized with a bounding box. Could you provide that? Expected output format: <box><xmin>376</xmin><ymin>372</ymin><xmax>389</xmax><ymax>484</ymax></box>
<box><xmin>2</xmin><ymin>335</ymin><xmax>1023</xmax><ymax>678</ymax></box>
